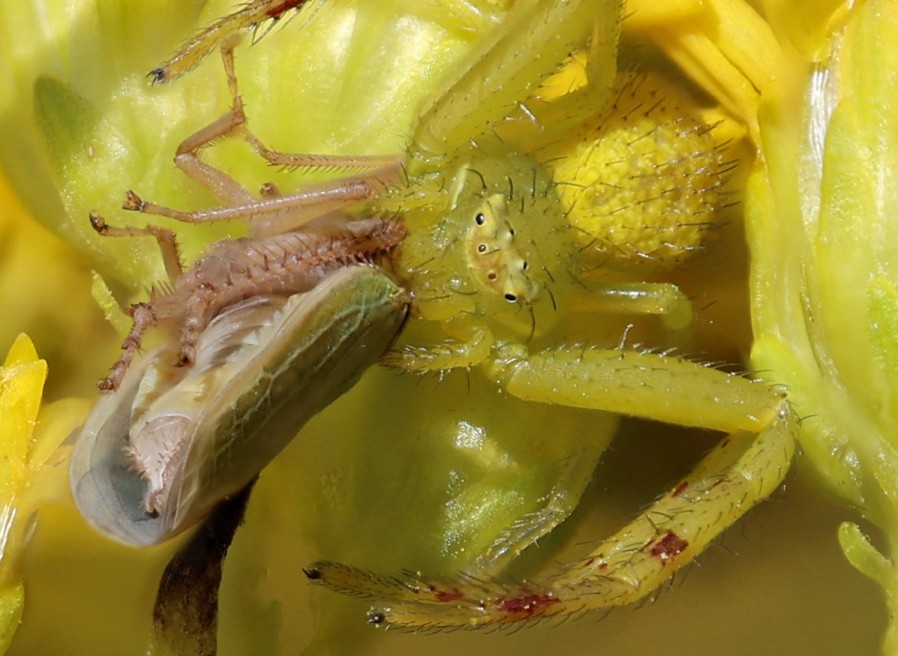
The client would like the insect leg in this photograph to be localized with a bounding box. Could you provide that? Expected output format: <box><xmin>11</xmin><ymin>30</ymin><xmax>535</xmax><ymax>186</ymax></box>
<box><xmin>89</xmin><ymin>211</ymin><xmax>183</xmax><ymax>282</ymax></box>
<box><xmin>122</xmin><ymin>42</ymin><xmax>401</xmax><ymax>236</ymax></box>
<box><xmin>167</xmin><ymin>46</ymin><xmax>257</xmax><ymax>207</ymax></box>
<box><xmin>88</xmin><ymin>212</ymin><xmax>186</xmax><ymax>391</ymax></box>
<box><xmin>98</xmin><ymin>302</ymin><xmax>159</xmax><ymax>392</ymax></box>
<box><xmin>119</xmin><ymin>174</ymin><xmax>379</xmax><ymax>233</ymax></box>
<box><xmin>169</xmin><ymin>43</ymin><xmax>401</xmax><ymax>211</ymax></box>
<box><xmin>228</xmin><ymin>30</ymin><xmax>397</xmax><ymax>173</ymax></box>
<box><xmin>216</xmin><ymin>42</ymin><xmax>401</xmax><ymax>219</ymax></box>
<box><xmin>173</xmin><ymin>287</ymin><xmax>216</xmax><ymax>369</ymax></box>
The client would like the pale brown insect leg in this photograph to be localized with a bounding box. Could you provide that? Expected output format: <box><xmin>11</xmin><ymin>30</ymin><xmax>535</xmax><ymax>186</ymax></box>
<box><xmin>120</xmin><ymin>180</ymin><xmax>379</xmax><ymax>230</ymax></box>
<box><xmin>175</xmin><ymin>284</ymin><xmax>217</xmax><ymax>367</ymax></box>
<box><xmin>89</xmin><ymin>211</ymin><xmax>183</xmax><ymax>282</ymax></box>
<box><xmin>221</xmin><ymin>45</ymin><xmax>401</xmax><ymax>173</ymax></box>
<box><xmin>167</xmin><ymin>45</ymin><xmax>257</xmax><ymax>207</ymax></box>
<box><xmin>128</xmin><ymin>41</ymin><xmax>403</xmax><ymax>236</ymax></box>
<box><xmin>167</xmin><ymin>43</ymin><xmax>399</xmax><ymax>210</ymax></box>
<box><xmin>99</xmin><ymin>302</ymin><xmax>160</xmax><ymax>392</ymax></box>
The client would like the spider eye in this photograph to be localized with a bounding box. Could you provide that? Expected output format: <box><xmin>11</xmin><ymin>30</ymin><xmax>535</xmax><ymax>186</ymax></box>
<box><xmin>478</xmin><ymin>243</ymin><xmax>487</xmax><ymax>253</ymax></box>
<box><xmin>522</xmin><ymin>261</ymin><xmax>529</xmax><ymax>271</ymax></box>
<box><xmin>504</xmin><ymin>293</ymin><xmax>517</xmax><ymax>302</ymax></box>
<box><xmin>475</xmin><ymin>213</ymin><xmax>486</xmax><ymax>225</ymax></box>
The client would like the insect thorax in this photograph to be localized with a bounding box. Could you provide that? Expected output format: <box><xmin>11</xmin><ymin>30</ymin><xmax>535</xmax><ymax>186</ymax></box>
<box><xmin>393</xmin><ymin>143</ymin><xmax>576</xmax><ymax>338</ymax></box>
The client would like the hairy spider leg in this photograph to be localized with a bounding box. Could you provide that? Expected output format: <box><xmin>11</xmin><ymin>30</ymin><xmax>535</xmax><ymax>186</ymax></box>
<box><xmin>149</xmin><ymin>0</ymin><xmax>320</xmax><ymax>84</ymax></box>
<box><xmin>308</xmin><ymin>346</ymin><xmax>796</xmax><ymax>628</ymax></box>
<box><xmin>408</xmin><ymin>0</ymin><xmax>620</xmax><ymax>162</ymax></box>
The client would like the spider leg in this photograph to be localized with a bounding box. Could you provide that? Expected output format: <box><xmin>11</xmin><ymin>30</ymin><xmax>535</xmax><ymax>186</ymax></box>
<box><xmin>149</xmin><ymin>0</ymin><xmax>318</xmax><ymax>84</ymax></box>
<box><xmin>307</xmin><ymin>347</ymin><xmax>796</xmax><ymax>628</ymax></box>
<box><xmin>411</xmin><ymin>0</ymin><xmax>621</xmax><ymax>159</ymax></box>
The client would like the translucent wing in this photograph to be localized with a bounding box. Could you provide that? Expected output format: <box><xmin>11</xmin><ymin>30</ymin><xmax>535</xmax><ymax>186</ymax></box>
<box><xmin>70</xmin><ymin>266</ymin><xmax>409</xmax><ymax>546</ymax></box>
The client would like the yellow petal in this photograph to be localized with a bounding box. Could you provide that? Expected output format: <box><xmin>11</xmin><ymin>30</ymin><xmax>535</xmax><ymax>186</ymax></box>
<box><xmin>0</xmin><ymin>335</ymin><xmax>46</xmax><ymax>654</ymax></box>
<box><xmin>0</xmin><ymin>335</ymin><xmax>46</xmax><ymax>501</ymax></box>
<box><xmin>0</xmin><ymin>583</ymin><xmax>24</xmax><ymax>655</ymax></box>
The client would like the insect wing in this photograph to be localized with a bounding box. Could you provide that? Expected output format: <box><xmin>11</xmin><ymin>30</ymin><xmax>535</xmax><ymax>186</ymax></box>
<box><xmin>70</xmin><ymin>343</ymin><xmax>163</xmax><ymax>542</ymax></box>
<box><xmin>71</xmin><ymin>266</ymin><xmax>409</xmax><ymax>545</ymax></box>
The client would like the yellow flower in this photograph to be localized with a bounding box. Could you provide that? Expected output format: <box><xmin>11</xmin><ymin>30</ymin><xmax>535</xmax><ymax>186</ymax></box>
<box><xmin>746</xmin><ymin>0</ymin><xmax>898</xmax><ymax>651</ymax></box>
<box><xmin>0</xmin><ymin>335</ymin><xmax>89</xmax><ymax>652</ymax></box>
<box><xmin>650</xmin><ymin>0</ymin><xmax>898</xmax><ymax>650</ymax></box>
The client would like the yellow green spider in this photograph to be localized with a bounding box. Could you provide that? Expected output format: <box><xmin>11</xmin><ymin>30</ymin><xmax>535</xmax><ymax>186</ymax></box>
<box><xmin>71</xmin><ymin>0</ymin><xmax>796</xmax><ymax>633</ymax></box>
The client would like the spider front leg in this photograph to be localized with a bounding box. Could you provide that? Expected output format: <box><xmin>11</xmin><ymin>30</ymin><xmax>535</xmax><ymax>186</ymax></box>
<box><xmin>384</xmin><ymin>275</ymin><xmax>696</xmax><ymax>372</ymax></box>
<box><xmin>149</xmin><ymin>0</ymin><xmax>317</xmax><ymax>84</ymax></box>
<box><xmin>381</xmin><ymin>319</ymin><xmax>495</xmax><ymax>371</ymax></box>
<box><xmin>308</xmin><ymin>345</ymin><xmax>796</xmax><ymax>628</ymax></box>
<box><xmin>409</xmin><ymin>0</ymin><xmax>621</xmax><ymax>159</ymax></box>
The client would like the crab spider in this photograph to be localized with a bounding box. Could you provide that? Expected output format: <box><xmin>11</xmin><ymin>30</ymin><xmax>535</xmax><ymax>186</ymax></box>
<box><xmin>82</xmin><ymin>0</ymin><xmax>796</xmax><ymax>630</ymax></box>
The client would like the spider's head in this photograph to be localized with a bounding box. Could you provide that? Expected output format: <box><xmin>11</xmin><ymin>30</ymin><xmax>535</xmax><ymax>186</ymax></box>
<box><xmin>394</xmin><ymin>141</ymin><xmax>576</xmax><ymax>338</ymax></box>
<box><xmin>464</xmin><ymin>192</ymin><xmax>540</xmax><ymax>306</ymax></box>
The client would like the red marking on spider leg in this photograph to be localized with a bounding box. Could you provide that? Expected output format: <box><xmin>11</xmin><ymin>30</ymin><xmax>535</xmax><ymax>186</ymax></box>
<box><xmin>581</xmin><ymin>556</ymin><xmax>608</xmax><ymax>571</ymax></box>
<box><xmin>710</xmin><ymin>477</ymin><xmax>728</xmax><ymax>490</ymax></box>
<box><xmin>266</xmin><ymin>0</ymin><xmax>306</xmax><ymax>18</ymax></box>
<box><xmin>651</xmin><ymin>531</ymin><xmax>689</xmax><ymax>562</ymax></box>
<box><xmin>434</xmin><ymin>589</ymin><xmax>464</xmax><ymax>603</ymax></box>
<box><xmin>498</xmin><ymin>593</ymin><xmax>560</xmax><ymax>616</ymax></box>
<box><xmin>672</xmin><ymin>481</ymin><xmax>689</xmax><ymax>497</ymax></box>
